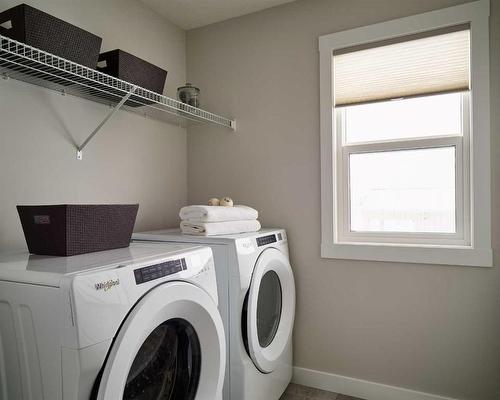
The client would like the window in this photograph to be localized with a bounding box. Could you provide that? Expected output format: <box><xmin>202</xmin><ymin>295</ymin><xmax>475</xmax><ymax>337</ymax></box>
<box><xmin>319</xmin><ymin>1</ymin><xmax>492</xmax><ymax>266</ymax></box>
<box><xmin>338</xmin><ymin>91</ymin><xmax>469</xmax><ymax>245</ymax></box>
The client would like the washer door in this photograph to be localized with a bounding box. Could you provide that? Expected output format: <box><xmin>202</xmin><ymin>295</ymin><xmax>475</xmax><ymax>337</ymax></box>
<box><xmin>97</xmin><ymin>281</ymin><xmax>225</xmax><ymax>400</ymax></box>
<box><xmin>246</xmin><ymin>248</ymin><xmax>295</xmax><ymax>373</ymax></box>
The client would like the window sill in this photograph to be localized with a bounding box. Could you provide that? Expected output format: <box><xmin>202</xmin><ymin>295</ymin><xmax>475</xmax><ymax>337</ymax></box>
<box><xmin>321</xmin><ymin>242</ymin><xmax>493</xmax><ymax>267</ymax></box>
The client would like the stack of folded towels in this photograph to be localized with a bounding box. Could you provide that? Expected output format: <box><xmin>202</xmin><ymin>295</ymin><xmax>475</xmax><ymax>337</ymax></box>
<box><xmin>179</xmin><ymin>205</ymin><xmax>261</xmax><ymax>236</ymax></box>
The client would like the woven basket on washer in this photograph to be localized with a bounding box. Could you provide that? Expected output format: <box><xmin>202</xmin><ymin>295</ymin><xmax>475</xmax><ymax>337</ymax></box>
<box><xmin>0</xmin><ymin>4</ymin><xmax>102</xmax><ymax>68</ymax></box>
<box><xmin>17</xmin><ymin>204</ymin><xmax>139</xmax><ymax>257</ymax></box>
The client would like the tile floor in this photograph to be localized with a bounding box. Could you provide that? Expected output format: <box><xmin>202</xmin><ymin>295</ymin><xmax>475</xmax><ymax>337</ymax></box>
<box><xmin>281</xmin><ymin>384</ymin><xmax>366</xmax><ymax>400</ymax></box>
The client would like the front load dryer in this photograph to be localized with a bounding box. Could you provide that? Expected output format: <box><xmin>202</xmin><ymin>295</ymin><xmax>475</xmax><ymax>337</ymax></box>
<box><xmin>0</xmin><ymin>242</ymin><xmax>225</xmax><ymax>400</ymax></box>
<box><xmin>133</xmin><ymin>229</ymin><xmax>296</xmax><ymax>400</ymax></box>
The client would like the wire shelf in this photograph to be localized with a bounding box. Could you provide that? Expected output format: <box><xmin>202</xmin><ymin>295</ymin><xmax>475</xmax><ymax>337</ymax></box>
<box><xmin>0</xmin><ymin>34</ymin><xmax>235</xmax><ymax>130</ymax></box>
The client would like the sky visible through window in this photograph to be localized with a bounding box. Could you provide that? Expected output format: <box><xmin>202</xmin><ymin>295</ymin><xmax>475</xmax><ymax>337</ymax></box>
<box><xmin>345</xmin><ymin>93</ymin><xmax>460</xmax><ymax>233</ymax></box>
<box><xmin>344</xmin><ymin>92</ymin><xmax>462</xmax><ymax>144</ymax></box>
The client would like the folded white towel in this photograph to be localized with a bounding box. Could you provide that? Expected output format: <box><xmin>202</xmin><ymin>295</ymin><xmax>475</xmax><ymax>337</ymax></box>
<box><xmin>180</xmin><ymin>220</ymin><xmax>261</xmax><ymax>236</ymax></box>
<box><xmin>179</xmin><ymin>205</ymin><xmax>258</xmax><ymax>223</ymax></box>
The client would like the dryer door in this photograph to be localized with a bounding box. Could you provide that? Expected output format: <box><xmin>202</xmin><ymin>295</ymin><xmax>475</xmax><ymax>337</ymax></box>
<box><xmin>246</xmin><ymin>248</ymin><xmax>296</xmax><ymax>373</ymax></box>
<box><xmin>96</xmin><ymin>281</ymin><xmax>225</xmax><ymax>400</ymax></box>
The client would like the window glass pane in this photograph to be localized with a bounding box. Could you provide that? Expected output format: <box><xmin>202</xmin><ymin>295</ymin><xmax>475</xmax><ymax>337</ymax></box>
<box><xmin>349</xmin><ymin>147</ymin><xmax>456</xmax><ymax>233</ymax></box>
<box><xmin>344</xmin><ymin>93</ymin><xmax>462</xmax><ymax>144</ymax></box>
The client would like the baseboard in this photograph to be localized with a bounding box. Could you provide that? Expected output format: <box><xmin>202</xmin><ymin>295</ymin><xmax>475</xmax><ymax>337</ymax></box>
<box><xmin>292</xmin><ymin>367</ymin><xmax>459</xmax><ymax>400</ymax></box>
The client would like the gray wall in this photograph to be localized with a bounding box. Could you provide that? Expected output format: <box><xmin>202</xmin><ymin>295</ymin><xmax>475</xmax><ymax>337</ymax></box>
<box><xmin>0</xmin><ymin>0</ymin><xmax>187</xmax><ymax>251</ymax></box>
<box><xmin>186</xmin><ymin>0</ymin><xmax>500</xmax><ymax>399</ymax></box>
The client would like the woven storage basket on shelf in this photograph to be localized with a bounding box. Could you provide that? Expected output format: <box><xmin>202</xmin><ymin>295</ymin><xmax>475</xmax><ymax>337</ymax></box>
<box><xmin>0</xmin><ymin>4</ymin><xmax>102</xmax><ymax>68</ymax></box>
<box><xmin>17</xmin><ymin>204</ymin><xmax>139</xmax><ymax>257</ymax></box>
<box><xmin>97</xmin><ymin>49</ymin><xmax>167</xmax><ymax>107</ymax></box>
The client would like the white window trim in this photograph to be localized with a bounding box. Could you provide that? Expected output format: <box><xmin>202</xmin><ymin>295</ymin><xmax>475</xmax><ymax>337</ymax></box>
<box><xmin>335</xmin><ymin>94</ymin><xmax>470</xmax><ymax>247</ymax></box>
<box><xmin>319</xmin><ymin>0</ymin><xmax>492</xmax><ymax>267</ymax></box>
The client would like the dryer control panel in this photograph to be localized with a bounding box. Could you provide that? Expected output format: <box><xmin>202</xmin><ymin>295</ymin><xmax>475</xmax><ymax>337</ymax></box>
<box><xmin>134</xmin><ymin>258</ymin><xmax>187</xmax><ymax>284</ymax></box>
<box><xmin>257</xmin><ymin>234</ymin><xmax>277</xmax><ymax>247</ymax></box>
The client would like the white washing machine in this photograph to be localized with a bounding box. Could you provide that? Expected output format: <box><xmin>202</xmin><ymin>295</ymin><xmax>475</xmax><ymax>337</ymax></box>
<box><xmin>0</xmin><ymin>242</ymin><xmax>226</xmax><ymax>400</ymax></box>
<box><xmin>133</xmin><ymin>228</ymin><xmax>296</xmax><ymax>400</ymax></box>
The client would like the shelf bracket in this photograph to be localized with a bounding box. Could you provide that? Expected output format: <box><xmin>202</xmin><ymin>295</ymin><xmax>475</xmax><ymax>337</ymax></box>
<box><xmin>76</xmin><ymin>85</ymin><xmax>137</xmax><ymax>160</ymax></box>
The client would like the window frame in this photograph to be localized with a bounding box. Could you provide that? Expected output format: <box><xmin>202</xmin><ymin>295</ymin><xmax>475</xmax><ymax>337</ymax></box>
<box><xmin>335</xmin><ymin>93</ymin><xmax>470</xmax><ymax>246</ymax></box>
<box><xmin>319</xmin><ymin>0</ymin><xmax>492</xmax><ymax>267</ymax></box>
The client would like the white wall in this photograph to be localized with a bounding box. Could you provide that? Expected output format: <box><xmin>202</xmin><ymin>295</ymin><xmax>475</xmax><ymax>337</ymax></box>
<box><xmin>186</xmin><ymin>0</ymin><xmax>500</xmax><ymax>399</ymax></box>
<box><xmin>0</xmin><ymin>0</ymin><xmax>187</xmax><ymax>251</ymax></box>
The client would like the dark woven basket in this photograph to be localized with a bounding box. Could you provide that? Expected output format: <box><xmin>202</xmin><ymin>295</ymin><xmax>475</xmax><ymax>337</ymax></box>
<box><xmin>17</xmin><ymin>204</ymin><xmax>138</xmax><ymax>257</ymax></box>
<box><xmin>97</xmin><ymin>49</ymin><xmax>167</xmax><ymax>107</ymax></box>
<box><xmin>0</xmin><ymin>4</ymin><xmax>102</xmax><ymax>68</ymax></box>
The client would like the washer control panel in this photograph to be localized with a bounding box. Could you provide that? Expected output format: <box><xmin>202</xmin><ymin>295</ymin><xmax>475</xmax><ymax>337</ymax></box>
<box><xmin>134</xmin><ymin>258</ymin><xmax>187</xmax><ymax>284</ymax></box>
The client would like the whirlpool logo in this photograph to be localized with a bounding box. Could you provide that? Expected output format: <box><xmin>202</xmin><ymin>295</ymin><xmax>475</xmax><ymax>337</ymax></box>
<box><xmin>95</xmin><ymin>279</ymin><xmax>120</xmax><ymax>292</ymax></box>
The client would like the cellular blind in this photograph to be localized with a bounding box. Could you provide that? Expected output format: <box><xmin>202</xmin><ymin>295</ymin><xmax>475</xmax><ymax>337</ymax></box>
<box><xmin>333</xmin><ymin>26</ymin><xmax>470</xmax><ymax>107</ymax></box>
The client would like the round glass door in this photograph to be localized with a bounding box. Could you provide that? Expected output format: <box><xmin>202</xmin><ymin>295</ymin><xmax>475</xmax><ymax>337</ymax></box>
<box><xmin>124</xmin><ymin>318</ymin><xmax>201</xmax><ymax>400</ymax></box>
<box><xmin>256</xmin><ymin>271</ymin><xmax>282</xmax><ymax>348</ymax></box>
<box><xmin>245</xmin><ymin>248</ymin><xmax>295</xmax><ymax>373</ymax></box>
<box><xmin>96</xmin><ymin>281</ymin><xmax>225</xmax><ymax>400</ymax></box>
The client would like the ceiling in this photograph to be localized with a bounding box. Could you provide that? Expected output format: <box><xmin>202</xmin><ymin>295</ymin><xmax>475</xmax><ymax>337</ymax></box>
<box><xmin>139</xmin><ymin>0</ymin><xmax>297</xmax><ymax>30</ymax></box>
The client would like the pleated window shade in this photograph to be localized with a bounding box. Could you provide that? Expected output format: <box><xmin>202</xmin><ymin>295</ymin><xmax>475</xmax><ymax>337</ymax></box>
<box><xmin>333</xmin><ymin>26</ymin><xmax>470</xmax><ymax>107</ymax></box>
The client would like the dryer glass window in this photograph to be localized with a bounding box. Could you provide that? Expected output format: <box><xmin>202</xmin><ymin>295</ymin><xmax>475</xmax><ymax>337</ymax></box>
<box><xmin>257</xmin><ymin>271</ymin><xmax>282</xmax><ymax>348</ymax></box>
<box><xmin>123</xmin><ymin>318</ymin><xmax>201</xmax><ymax>400</ymax></box>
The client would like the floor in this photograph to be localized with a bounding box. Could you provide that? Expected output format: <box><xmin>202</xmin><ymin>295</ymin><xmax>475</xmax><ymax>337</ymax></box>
<box><xmin>281</xmin><ymin>384</ymin><xmax>366</xmax><ymax>400</ymax></box>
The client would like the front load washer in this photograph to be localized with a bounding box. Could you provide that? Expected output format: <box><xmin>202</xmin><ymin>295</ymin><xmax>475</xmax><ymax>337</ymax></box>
<box><xmin>132</xmin><ymin>229</ymin><xmax>296</xmax><ymax>400</ymax></box>
<box><xmin>0</xmin><ymin>242</ymin><xmax>225</xmax><ymax>400</ymax></box>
